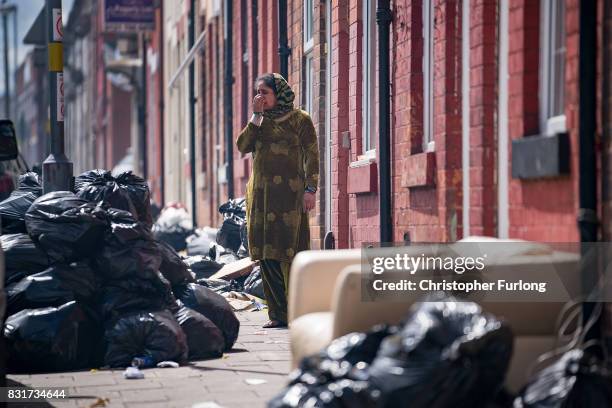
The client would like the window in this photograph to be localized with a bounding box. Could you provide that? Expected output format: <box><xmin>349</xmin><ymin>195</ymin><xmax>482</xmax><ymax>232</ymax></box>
<box><xmin>540</xmin><ymin>0</ymin><xmax>566</xmax><ymax>136</ymax></box>
<box><xmin>304</xmin><ymin>0</ymin><xmax>314</xmax><ymax>51</ymax></box>
<box><xmin>422</xmin><ymin>0</ymin><xmax>434</xmax><ymax>151</ymax></box>
<box><xmin>362</xmin><ymin>0</ymin><xmax>377</xmax><ymax>155</ymax></box>
<box><xmin>303</xmin><ymin>0</ymin><xmax>315</xmax><ymax>113</ymax></box>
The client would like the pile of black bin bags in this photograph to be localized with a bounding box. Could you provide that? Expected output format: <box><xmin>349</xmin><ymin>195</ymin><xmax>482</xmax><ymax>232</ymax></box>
<box><xmin>270</xmin><ymin>293</ymin><xmax>612</xmax><ymax>408</ymax></box>
<box><xmin>157</xmin><ymin>197</ymin><xmax>264</xmax><ymax>299</ymax></box>
<box><xmin>1</xmin><ymin>170</ymin><xmax>239</xmax><ymax>373</ymax></box>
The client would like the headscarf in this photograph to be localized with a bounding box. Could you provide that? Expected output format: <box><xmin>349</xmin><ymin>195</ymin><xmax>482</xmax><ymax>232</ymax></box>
<box><xmin>262</xmin><ymin>73</ymin><xmax>295</xmax><ymax>119</ymax></box>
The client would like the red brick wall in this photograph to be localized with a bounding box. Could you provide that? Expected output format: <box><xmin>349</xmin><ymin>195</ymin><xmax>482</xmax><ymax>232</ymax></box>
<box><xmin>469</xmin><ymin>0</ymin><xmax>497</xmax><ymax>237</ymax></box>
<box><xmin>284</xmin><ymin>0</ymin><xmax>328</xmax><ymax>249</ymax></box>
<box><xmin>330</xmin><ymin>1</ymin><xmax>351</xmax><ymax>248</ymax></box>
<box><xmin>392</xmin><ymin>0</ymin><xmax>463</xmax><ymax>244</ymax></box>
<box><xmin>506</xmin><ymin>0</ymin><xmax>579</xmax><ymax>241</ymax></box>
<box><xmin>191</xmin><ymin>0</ymin><xmax>601</xmax><ymax>249</ymax></box>
<box><xmin>345</xmin><ymin>0</ymin><xmax>380</xmax><ymax>247</ymax></box>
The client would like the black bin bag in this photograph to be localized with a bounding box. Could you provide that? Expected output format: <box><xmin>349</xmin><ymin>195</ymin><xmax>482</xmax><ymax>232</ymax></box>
<box><xmin>270</xmin><ymin>294</ymin><xmax>515</xmax><ymax>408</ymax></box>
<box><xmin>269</xmin><ymin>326</ymin><xmax>394</xmax><ymax>408</ymax></box>
<box><xmin>92</xmin><ymin>209</ymin><xmax>161</xmax><ymax>281</ymax></box>
<box><xmin>186</xmin><ymin>229</ymin><xmax>216</xmax><ymax>256</ymax></box>
<box><xmin>25</xmin><ymin>192</ymin><xmax>108</xmax><ymax>263</ymax></box>
<box><xmin>6</xmin><ymin>262</ymin><xmax>99</xmax><ymax>316</ymax></box>
<box><xmin>75</xmin><ymin>169</ymin><xmax>153</xmax><ymax>229</ymax></box>
<box><xmin>0</xmin><ymin>191</ymin><xmax>39</xmax><ymax>234</ymax></box>
<box><xmin>1</xmin><ymin>233</ymin><xmax>51</xmax><ymax>286</ymax></box>
<box><xmin>175</xmin><ymin>304</ymin><xmax>225</xmax><ymax>359</ymax></box>
<box><xmin>4</xmin><ymin>301</ymin><xmax>101</xmax><ymax>373</ymax></box>
<box><xmin>244</xmin><ymin>266</ymin><xmax>264</xmax><ymax>299</ymax></box>
<box><xmin>98</xmin><ymin>273</ymin><xmax>178</xmax><ymax>322</ymax></box>
<box><xmin>184</xmin><ymin>255</ymin><xmax>223</xmax><ymax>280</ymax></box>
<box><xmin>157</xmin><ymin>240</ymin><xmax>194</xmax><ymax>286</ymax></box>
<box><xmin>103</xmin><ymin>310</ymin><xmax>188</xmax><ymax>368</ymax></box>
<box><xmin>514</xmin><ymin>348</ymin><xmax>612</xmax><ymax>408</ymax></box>
<box><xmin>0</xmin><ymin>172</ymin><xmax>43</xmax><ymax>234</ymax></box>
<box><xmin>216</xmin><ymin>216</ymin><xmax>243</xmax><ymax>253</ymax></box>
<box><xmin>174</xmin><ymin>283</ymin><xmax>240</xmax><ymax>351</ymax></box>
<box><xmin>17</xmin><ymin>172</ymin><xmax>42</xmax><ymax>194</ymax></box>
<box><xmin>367</xmin><ymin>294</ymin><xmax>514</xmax><ymax>408</ymax></box>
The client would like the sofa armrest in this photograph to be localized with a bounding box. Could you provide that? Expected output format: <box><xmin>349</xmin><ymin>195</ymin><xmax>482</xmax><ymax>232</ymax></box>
<box><xmin>330</xmin><ymin>265</ymin><xmax>419</xmax><ymax>339</ymax></box>
<box><xmin>288</xmin><ymin>249</ymin><xmax>362</xmax><ymax>322</ymax></box>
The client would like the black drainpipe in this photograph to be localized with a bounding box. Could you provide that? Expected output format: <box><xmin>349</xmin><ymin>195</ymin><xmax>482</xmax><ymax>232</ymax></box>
<box><xmin>278</xmin><ymin>0</ymin><xmax>290</xmax><ymax>78</ymax></box>
<box><xmin>224</xmin><ymin>0</ymin><xmax>235</xmax><ymax>199</ymax></box>
<box><xmin>159</xmin><ymin>5</ymin><xmax>165</xmax><ymax>206</ymax></box>
<box><xmin>578</xmin><ymin>0</ymin><xmax>599</xmax><ymax>341</ymax></box>
<box><xmin>189</xmin><ymin>0</ymin><xmax>197</xmax><ymax>227</ymax></box>
<box><xmin>377</xmin><ymin>0</ymin><xmax>392</xmax><ymax>244</ymax></box>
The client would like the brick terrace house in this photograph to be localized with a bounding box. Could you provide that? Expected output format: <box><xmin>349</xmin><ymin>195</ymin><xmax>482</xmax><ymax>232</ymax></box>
<box><xmin>188</xmin><ymin>0</ymin><xmax>610</xmax><ymax>251</ymax></box>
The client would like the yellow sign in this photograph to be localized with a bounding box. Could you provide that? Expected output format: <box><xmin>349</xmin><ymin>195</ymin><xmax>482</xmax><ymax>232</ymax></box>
<box><xmin>48</xmin><ymin>43</ymin><xmax>63</xmax><ymax>72</ymax></box>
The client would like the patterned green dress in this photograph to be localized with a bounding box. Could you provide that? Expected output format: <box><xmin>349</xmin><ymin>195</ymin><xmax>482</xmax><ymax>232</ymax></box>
<box><xmin>236</xmin><ymin>109</ymin><xmax>319</xmax><ymax>263</ymax></box>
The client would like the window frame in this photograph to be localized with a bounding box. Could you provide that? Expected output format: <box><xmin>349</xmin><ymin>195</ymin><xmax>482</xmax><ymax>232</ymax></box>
<box><xmin>361</xmin><ymin>0</ymin><xmax>377</xmax><ymax>157</ymax></box>
<box><xmin>539</xmin><ymin>0</ymin><xmax>567</xmax><ymax>136</ymax></box>
<box><xmin>303</xmin><ymin>0</ymin><xmax>315</xmax><ymax>114</ymax></box>
<box><xmin>304</xmin><ymin>0</ymin><xmax>314</xmax><ymax>53</ymax></box>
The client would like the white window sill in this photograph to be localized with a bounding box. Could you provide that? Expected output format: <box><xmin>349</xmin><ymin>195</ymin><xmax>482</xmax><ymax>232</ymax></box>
<box><xmin>545</xmin><ymin>115</ymin><xmax>566</xmax><ymax>136</ymax></box>
<box><xmin>304</xmin><ymin>39</ymin><xmax>314</xmax><ymax>54</ymax></box>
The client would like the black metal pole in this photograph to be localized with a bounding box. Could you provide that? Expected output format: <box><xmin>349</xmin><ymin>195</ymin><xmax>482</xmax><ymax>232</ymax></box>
<box><xmin>42</xmin><ymin>0</ymin><xmax>73</xmax><ymax>193</ymax></box>
<box><xmin>578</xmin><ymin>0</ymin><xmax>599</xmax><ymax>342</ymax></box>
<box><xmin>159</xmin><ymin>6</ymin><xmax>165</xmax><ymax>205</ymax></box>
<box><xmin>377</xmin><ymin>0</ymin><xmax>392</xmax><ymax>244</ymax></box>
<box><xmin>2</xmin><ymin>0</ymin><xmax>10</xmax><ymax>119</ymax></box>
<box><xmin>224</xmin><ymin>0</ymin><xmax>234</xmax><ymax>199</ymax></box>
<box><xmin>278</xmin><ymin>0</ymin><xmax>290</xmax><ymax>79</ymax></box>
<box><xmin>189</xmin><ymin>0</ymin><xmax>197</xmax><ymax>227</ymax></box>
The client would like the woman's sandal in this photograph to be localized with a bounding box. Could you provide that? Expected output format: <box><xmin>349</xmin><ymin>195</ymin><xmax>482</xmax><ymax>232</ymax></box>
<box><xmin>262</xmin><ymin>320</ymin><xmax>288</xmax><ymax>329</ymax></box>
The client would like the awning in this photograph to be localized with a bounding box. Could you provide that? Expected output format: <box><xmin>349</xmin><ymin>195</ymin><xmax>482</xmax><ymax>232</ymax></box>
<box><xmin>167</xmin><ymin>29</ymin><xmax>206</xmax><ymax>90</ymax></box>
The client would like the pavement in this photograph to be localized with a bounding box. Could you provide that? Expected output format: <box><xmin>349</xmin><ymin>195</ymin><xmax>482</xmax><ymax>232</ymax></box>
<box><xmin>7</xmin><ymin>310</ymin><xmax>292</xmax><ymax>408</ymax></box>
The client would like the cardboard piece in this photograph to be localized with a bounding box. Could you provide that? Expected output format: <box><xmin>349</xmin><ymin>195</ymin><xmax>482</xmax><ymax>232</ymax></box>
<box><xmin>210</xmin><ymin>257</ymin><xmax>257</xmax><ymax>281</ymax></box>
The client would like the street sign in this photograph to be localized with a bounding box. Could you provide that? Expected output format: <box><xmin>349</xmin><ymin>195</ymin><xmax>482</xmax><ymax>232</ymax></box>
<box><xmin>104</xmin><ymin>0</ymin><xmax>156</xmax><ymax>32</ymax></box>
<box><xmin>57</xmin><ymin>73</ymin><xmax>64</xmax><ymax>122</ymax></box>
<box><xmin>52</xmin><ymin>8</ymin><xmax>63</xmax><ymax>41</ymax></box>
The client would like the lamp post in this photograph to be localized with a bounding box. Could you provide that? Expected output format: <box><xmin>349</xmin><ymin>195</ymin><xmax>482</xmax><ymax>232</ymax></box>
<box><xmin>41</xmin><ymin>0</ymin><xmax>73</xmax><ymax>193</ymax></box>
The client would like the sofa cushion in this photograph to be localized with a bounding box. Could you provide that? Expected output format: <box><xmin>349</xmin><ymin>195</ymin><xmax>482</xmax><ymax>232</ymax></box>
<box><xmin>290</xmin><ymin>312</ymin><xmax>333</xmax><ymax>368</ymax></box>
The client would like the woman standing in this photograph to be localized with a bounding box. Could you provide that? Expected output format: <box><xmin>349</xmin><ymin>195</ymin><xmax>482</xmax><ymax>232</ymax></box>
<box><xmin>236</xmin><ymin>73</ymin><xmax>319</xmax><ymax>328</ymax></box>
